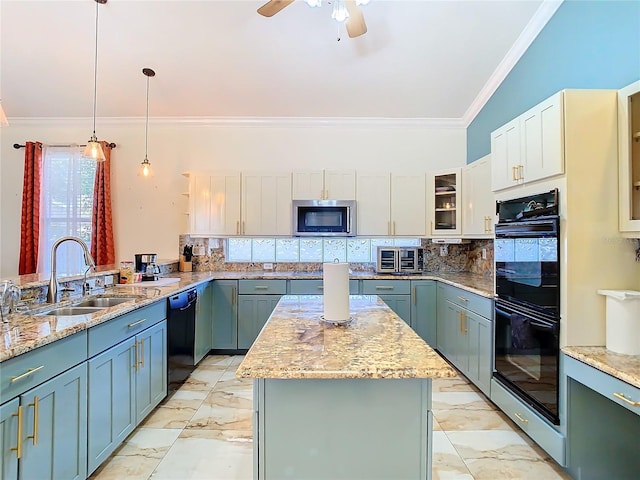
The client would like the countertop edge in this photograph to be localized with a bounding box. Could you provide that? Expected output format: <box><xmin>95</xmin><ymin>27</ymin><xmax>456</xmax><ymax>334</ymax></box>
<box><xmin>562</xmin><ymin>346</ymin><xmax>640</xmax><ymax>390</ymax></box>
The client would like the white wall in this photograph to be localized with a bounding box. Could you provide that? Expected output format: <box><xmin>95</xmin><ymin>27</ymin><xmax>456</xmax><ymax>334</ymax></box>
<box><xmin>0</xmin><ymin>119</ymin><xmax>466</xmax><ymax>277</ymax></box>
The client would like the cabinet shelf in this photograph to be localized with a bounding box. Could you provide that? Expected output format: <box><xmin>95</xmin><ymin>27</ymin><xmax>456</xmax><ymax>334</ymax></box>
<box><xmin>435</xmin><ymin>208</ymin><xmax>456</xmax><ymax>212</ymax></box>
<box><xmin>435</xmin><ymin>191</ymin><xmax>456</xmax><ymax>196</ymax></box>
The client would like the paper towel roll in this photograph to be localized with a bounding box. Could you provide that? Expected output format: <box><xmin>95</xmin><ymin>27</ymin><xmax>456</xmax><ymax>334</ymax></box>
<box><xmin>323</xmin><ymin>262</ymin><xmax>350</xmax><ymax>322</ymax></box>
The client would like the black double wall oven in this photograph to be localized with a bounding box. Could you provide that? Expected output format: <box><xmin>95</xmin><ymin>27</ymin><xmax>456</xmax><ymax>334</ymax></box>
<box><xmin>493</xmin><ymin>189</ymin><xmax>561</xmax><ymax>425</ymax></box>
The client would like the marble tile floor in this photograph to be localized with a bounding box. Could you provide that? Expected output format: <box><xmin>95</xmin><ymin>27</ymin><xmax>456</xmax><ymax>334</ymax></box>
<box><xmin>89</xmin><ymin>355</ymin><xmax>571</xmax><ymax>480</ymax></box>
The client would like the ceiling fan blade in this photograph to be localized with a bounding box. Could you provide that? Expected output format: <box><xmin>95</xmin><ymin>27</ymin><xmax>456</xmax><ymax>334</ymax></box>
<box><xmin>257</xmin><ymin>0</ymin><xmax>295</xmax><ymax>17</ymax></box>
<box><xmin>345</xmin><ymin>0</ymin><xmax>367</xmax><ymax>38</ymax></box>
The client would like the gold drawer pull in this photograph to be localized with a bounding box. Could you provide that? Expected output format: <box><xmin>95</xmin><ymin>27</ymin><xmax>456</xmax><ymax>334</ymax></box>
<box><xmin>127</xmin><ymin>318</ymin><xmax>147</xmax><ymax>328</ymax></box>
<box><xmin>512</xmin><ymin>166</ymin><xmax>517</xmax><ymax>181</ymax></box>
<box><xmin>375</xmin><ymin>286</ymin><xmax>394</xmax><ymax>290</ymax></box>
<box><xmin>27</xmin><ymin>396</ymin><xmax>39</xmax><ymax>446</ymax></box>
<box><xmin>139</xmin><ymin>339</ymin><xmax>145</xmax><ymax>369</ymax></box>
<box><xmin>11</xmin><ymin>365</ymin><xmax>45</xmax><ymax>383</ymax></box>
<box><xmin>254</xmin><ymin>286</ymin><xmax>269</xmax><ymax>290</ymax></box>
<box><xmin>457</xmin><ymin>296</ymin><xmax>468</xmax><ymax>303</ymax></box>
<box><xmin>514</xmin><ymin>412</ymin><xmax>528</xmax><ymax>423</ymax></box>
<box><xmin>317</xmin><ymin>286</ymin><xmax>324</xmax><ymax>290</ymax></box>
<box><xmin>10</xmin><ymin>406</ymin><xmax>23</xmax><ymax>459</ymax></box>
<box><xmin>613</xmin><ymin>392</ymin><xmax>640</xmax><ymax>407</ymax></box>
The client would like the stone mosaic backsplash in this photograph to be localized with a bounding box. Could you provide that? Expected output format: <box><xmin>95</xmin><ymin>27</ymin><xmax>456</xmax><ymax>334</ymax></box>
<box><xmin>179</xmin><ymin>235</ymin><xmax>494</xmax><ymax>276</ymax></box>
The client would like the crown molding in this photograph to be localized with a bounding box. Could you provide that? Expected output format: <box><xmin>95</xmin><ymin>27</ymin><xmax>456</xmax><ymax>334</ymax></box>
<box><xmin>462</xmin><ymin>0</ymin><xmax>564</xmax><ymax>127</ymax></box>
<box><xmin>5</xmin><ymin>115</ymin><xmax>466</xmax><ymax>129</ymax></box>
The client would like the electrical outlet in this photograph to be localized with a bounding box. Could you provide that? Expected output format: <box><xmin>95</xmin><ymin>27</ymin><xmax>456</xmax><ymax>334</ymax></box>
<box><xmin>440</xmin><ymin>246</ymin><xmax>448</xmax><ymax>256</ymax></box>
<box><xmin>263</xmin><ymin>263</ymin><xmax>274</xmax><ymax>270</ymax></box>
<box><xmin>482</xmin><ymin>248</ymin><xmax>487</xmax><ymax>260</ymax></box>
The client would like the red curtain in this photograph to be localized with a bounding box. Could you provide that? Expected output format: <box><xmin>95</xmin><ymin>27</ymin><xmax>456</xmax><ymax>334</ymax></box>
<box><xmin>91</xmin><ymin>142</ymin><xmax>116</xmax><ymax>265</ymax></box>
<box><xmin>19</xmin><ymin>142</ymin><xmax>43</xmax><ymax>274</ymax></box>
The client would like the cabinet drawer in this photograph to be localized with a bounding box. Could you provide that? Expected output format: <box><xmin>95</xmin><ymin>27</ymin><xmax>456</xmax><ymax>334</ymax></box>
<box><xmin>490</xmin><ymin>378</ymin><xmax>565</xmax><ymax>466</ymax></box>
<box><xmin>238</xmin><ymin>280</ymin><xmax>287</xmax><ymax>295</ymax></box>
<box><xmin>289</xmin><ymin>279</ymin><xmax>359</xmax><ymax>295</ymax></box>
<box><xmin>1</xmin><ymin>331</ymin><xmax>87</xmax><ymax>401</ymax></box>
<box><xmin>438</xmin><ymin>283</ymin><xmax>492</xmax><ymax>319</ymax></box>
<box><xmin>362</xmin><ymin>280</ymin><xmax>410</xmax><ymax>295</ymax></box>
<box><xmin>564</xmin><ymin>355</ymin><xmax>640</xmax><ymax>418</ymax></box>
<box><xmin>88</xmin><ymin>302</ymin><xmax>166</xmax><ymax>357</ymax></box>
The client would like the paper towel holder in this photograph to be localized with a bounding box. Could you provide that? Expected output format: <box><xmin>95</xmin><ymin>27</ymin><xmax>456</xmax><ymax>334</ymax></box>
<box><xmin>320</xmin><ymin>315</ymin><xmax>353</xmax><ymax>326</ymax></box>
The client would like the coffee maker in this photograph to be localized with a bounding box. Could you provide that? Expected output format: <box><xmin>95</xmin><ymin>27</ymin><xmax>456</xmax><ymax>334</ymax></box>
<box><xmin>134</xmin><ymin>253</ymin><xmax>160</xmax><ymax>281</ymax></box>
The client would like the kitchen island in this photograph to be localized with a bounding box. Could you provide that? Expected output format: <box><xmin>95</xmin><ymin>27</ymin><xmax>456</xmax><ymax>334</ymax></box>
<box><xmin>236</xmin><ymin>295</ymin><xmax>455</xmax><ymax>480</ymax></box>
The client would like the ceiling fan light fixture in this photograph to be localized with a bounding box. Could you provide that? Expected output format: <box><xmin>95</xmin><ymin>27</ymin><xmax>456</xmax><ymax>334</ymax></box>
<box><xmin>331</xmin><ymin>0</ymin><xmax>349</xmax><ymax>22</ymax></box>
<box><xmin>140</xmin><ymin>67</ymin><xmax>156</xmax><ymax>178</ymax></box>
<box><xmin>83</xmin><ymin>0</ymin><xmax>107</xmax><ymax>162</ymax></box>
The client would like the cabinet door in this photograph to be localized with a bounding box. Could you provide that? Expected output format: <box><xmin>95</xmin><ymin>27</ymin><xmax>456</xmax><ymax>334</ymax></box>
<box><xmin>242</xmin><ymin>173</ymin><xmax>292</xmax><ymax>236</ymax></box>
<box><xmin>618</xmin><ymin>81</ymin><xmax>640</xmax><ymax>233</ymax></box>
<box><xmin>391</xmin><ymin>174</ymin><xmax>426</xmax><ymax>236</ymax></box>
<box><xmin>356</xmin><ymin>173</ymin><xmax>391</xmax><ymax>236</ymax></box>
<box><xmin>378</xmin><ymin>295</ymin><xmax>411</xmax><ymax>324</ymax></box>
<box><xmin>429</xmin><ymin>169</ymin><xmax>462</xmax><ymax>236</ymax></box>
<box><xmin>212</xmin><ymin>281</ymin><xmax>238</xmax><ymax>350</ymax></box>
<box><xmin>210</xmin><ymin>172</ymin><xmax>242</xmax><ymax>235</ymax></box>
<box><xmin>491</xmin><ymin>118</ymin><xmax>521</xmax><ymax>191</ymax></box>
<box><xmin>135</xmin><ymin>321</ymin><xmax>167</xmax><ymax>423</ymax></box>
<box><xmin>188</xmin><ymin>173</ymin><xmax>212</xmax><ymax>235</ymax></box>
<box><xmin>521</xmin><ymin>91</ymin><xmax>564</xmax><ymax>184</ymax></box>
<box><xmin>410</xmin><ymin>281</ymin><xmax>436</xmax><ymax>346</ymax></box>
<box><xmin>465</xmin><ymin>311</ymin><xmax>492</xmax><ymax>396</ymax></box>
<box><xmin>195</xmin><ymin>282</ymin><xmax>214</xmax><ymax>364</ymax></box>
<box><xmin>87</xmin><ymin>338</ymin><xmax>136</xmax><ymax>474</ymax></box>
<box><xmin>462</xmin><ymin>156</ymin><xmax>494</xmax><ymax>237</ymax></box>
<box><xmin>442</xmin><ymin>300</ymin><xmax>467</xmax><ymax>372</ymax></box>
<box><xmin>20</xmin><ymin>363</ymin><xmax>87</xmax><ymax>480</ymax></box>
<box><xmin>237</xmin><ymin>295</ymin><xmax>282</xmax><ymax>349</ymax></box>
<box><xmin>292</xmin><ymin>171</ymin><xmax>324</xmax><ymax>200</ymax></box>
<box><xmin>0</xmin><ymin>398</ymin><xmax>19</xmax><ymax>480</ymax></box>
<box><xmin>324</xmin><ymin>170</ymin><xmax>356</xmax><ymax>200</ymax></box>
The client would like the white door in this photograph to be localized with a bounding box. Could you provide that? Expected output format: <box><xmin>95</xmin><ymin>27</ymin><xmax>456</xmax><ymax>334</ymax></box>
<box><xmin>491</xmin><ymin>118</ymin><xmax>521</xmax><ymax>191</ymax></box>
<box><xmin>462</xmin><ymin>156</ymin><xmax>493</xmax><ymax>237</ymax></box>
<box><xmin>242</xmin><ymin>173</ymin><xmax>292</xmax><ymax>236</ymax></box>
<box><xmin>292</xmin><ymin>171</ymin><xmax>324</xmax><ymax>200</ymax></box>
<box><xmin>324</xmin><ymin>170</ymin><xmax>356</xmax><ymax>200</ymax></box>
<box><xmin>189</xmin><ymin>173</ymin><xmax>211</xmax><ymax>234</ymax></box>
<box><xmin>356</xmin><ymin>173</ymin><xmax>391</xmax><ymax>235</ymax></box>
<box><xmin>390</xmin><ymin>173</ymin><xmax>426</xmax><ymax>236</ymax></box>
<box><xmin>210</xmin><ymin>172</ymin><xmax>242</xmax><ymax>235</ymax></box>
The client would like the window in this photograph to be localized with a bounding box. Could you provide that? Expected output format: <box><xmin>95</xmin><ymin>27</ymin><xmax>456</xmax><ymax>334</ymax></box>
<box><xmin>38</xmin><ymin>146</ymin><xmax>96</xmax><ymax>276</ymax></box>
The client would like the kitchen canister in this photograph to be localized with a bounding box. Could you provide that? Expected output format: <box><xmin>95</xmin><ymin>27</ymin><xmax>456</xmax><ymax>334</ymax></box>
<box><xmin>597</xmin><ymin>290</ymin><xmax>640</xmax><ymax>355</ymax></box>
<box><xmin>322</xmin><ymin>261</ymin><xmax>350</xmax><ymax>323</ymax></box>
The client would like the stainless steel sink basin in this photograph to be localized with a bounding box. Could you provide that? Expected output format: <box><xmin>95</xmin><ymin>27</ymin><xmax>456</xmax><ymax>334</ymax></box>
<box><xmin>38</xmin><ymin>306</ymin><xmax>106</xmax><ymax>316</ymax></box>
<box><xmin>75</xmin><ymin>297</ymin><xmax>137</xmax><ymax>308</ymax></box>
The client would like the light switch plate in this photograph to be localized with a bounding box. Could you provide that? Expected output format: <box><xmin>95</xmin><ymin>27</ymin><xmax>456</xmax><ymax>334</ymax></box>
<box><xmin>263</xmin><ymin>263</ymin><xmax>274</xmax><ymax>270</ymax></box>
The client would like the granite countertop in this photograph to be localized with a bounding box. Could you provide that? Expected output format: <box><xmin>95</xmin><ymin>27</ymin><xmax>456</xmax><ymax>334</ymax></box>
<box><xmin>236</xmin><ymin>295</ymin><xmax>457</xmax><ymax>380</ymax></box>
<box><xmin>1</xmin><ymin>269</ymin><xmax>492</xmax><ymax>363</ymax></box>
<box><xmin>562</xmin><ymin>346</ymin><xmax>640</xmax><ymax>390</ymax></box>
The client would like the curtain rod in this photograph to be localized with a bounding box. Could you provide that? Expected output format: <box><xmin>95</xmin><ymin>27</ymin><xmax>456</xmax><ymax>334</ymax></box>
<box><xmin>13</xmin><ymin>142</ymin><xmax>117</xmax><ymax>149</ymax></box>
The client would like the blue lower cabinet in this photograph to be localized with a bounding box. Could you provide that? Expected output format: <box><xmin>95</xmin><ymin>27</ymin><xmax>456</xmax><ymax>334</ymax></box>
<box><xmin>0</xmin><ymin>398</ymin><xmax>19</xmax><ymax>480</ymax></box>
<box><xmin>87</xmin><ymin>338</ymin><xmax>136</xmax><ymax>474</ymax></box>
<box><xmin>20</xmin><ymin>363</ymin><xmax>88</xmax><ymax>480</ymax></box>
<box><xmin>378</xmin><ymin>295</ymin><xmax>411</xmax><ymax>323</ymax></box>
<box><xmin>212</xmin><ymin>280</ymin><xmax>238</xmax><ymax>350</ymax></box>
<box><xmin>194</xmin><ymin>281</ymin><xmax>214</xmax><ymax>364</ymax></box>
<box><xmin>410</xmin><ymin>280</ymin><xmax>437</xmax><ymax>346</ymax></box>
<box><xmin>135</xmin><ymin>320</ymin><xmax>167</xmax><ymax>423</ymax></box>
<box><xmin>237</xmin><ymin>295</ymin><xmax>282</xmax><ymax>349</ymax></box>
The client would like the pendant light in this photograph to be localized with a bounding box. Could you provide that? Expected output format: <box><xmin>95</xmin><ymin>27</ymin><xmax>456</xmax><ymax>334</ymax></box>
<box><xmin>140</xmin><ymin>68</ymin><xmax>155</xmax><ymax>177</ymax></box>
<box><xmin>83</xmin><ymin>0</ymin><xmax>106</xmax><ymax>162</ymax></box>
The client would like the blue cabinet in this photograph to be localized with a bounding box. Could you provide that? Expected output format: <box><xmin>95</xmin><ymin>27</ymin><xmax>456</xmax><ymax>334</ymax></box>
<box><xmin>0</xmin><ymin>398</ymin><xmax>19</xmax><ymax>480</ymax></box>
<box><xmin>362</xmin><ymin>280</ymin><xmax>411</xmax><ymax>323</ymax></box>
<box><xmin>410</xmin><ymin>280</ymin><xmax>437</xmax><ymax>346</ymax></box>
<box><xmin>87</xmin><ymin>320</ymin><xmax>167</xmax><ymax>475</ymax></box>
<box><xmin>194</xmin><ymin>281</ymin><xmax>214</xmax><ymax>364</ymax></box>
<box><xmin>237</xmin><ymin>295</ymin><xmax>282</xmax><ymax>349</ymax></box>
<box><xmin>436</xmin><ymin>283</ymin><xmax>493</xmax><ymax>397</ymax></box>
<box><xmin>212</xmin><ymin>280</ymin><xmax>238</xmax><ymax>350</ymax></box>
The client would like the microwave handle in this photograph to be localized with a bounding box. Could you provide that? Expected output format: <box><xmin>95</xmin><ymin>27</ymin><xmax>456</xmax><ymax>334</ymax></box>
<box><xmin>346</xmin><ymin>207</ymin><xmax>351</xmax><ymax>234</ymax></box>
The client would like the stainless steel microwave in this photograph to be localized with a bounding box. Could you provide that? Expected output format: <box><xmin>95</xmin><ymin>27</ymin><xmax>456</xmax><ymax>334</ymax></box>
<box><xmin>292</xmin><ymin>200</ymin><xmax>356</xmax><ymax>237</ymax></box>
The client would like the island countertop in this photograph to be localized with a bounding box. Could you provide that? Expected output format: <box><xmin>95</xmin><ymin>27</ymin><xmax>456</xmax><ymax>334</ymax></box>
<box><xmin>236</xmin><ymin>295</ymin><xmax>456</xmax><ymax>380</ymax></box>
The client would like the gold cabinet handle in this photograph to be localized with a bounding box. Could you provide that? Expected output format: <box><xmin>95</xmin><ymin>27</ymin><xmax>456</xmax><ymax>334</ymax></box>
<box><xmin>512</xmin><ymin>166</ymin><xmax>517</xmax><ymax>181</ymax></box>
<box><xmin>317</xmin><ymin>285</ymin><xmax>324</xmax><ymax>290</ymax></box>
<box><xmin>457</xmin><ymin>295</ymin><xmax>468</xmax><ymax>303</ymax></box>
<box><xmin>128</xmin><ymin>318</ymin><xmax>147</xmax><ymax>328</ymax></box>
<box><xmin>459</xmin><ymin>311</ymin><xmax>463</xmax><ymax>333</ymax></box>
<box><xmin>393</xmin><ymin>221</ymin><xmax>396</xmax><ymax>235</ymax></box>
<box><xmin>387</xmin><ymin>221</ymin><xmax>391</xmax><ymax>235</ymax></box>
<box><xmin>236</xmin><ymin>221</ymin><xmax>240</xmax><ymax>235</ymax></box>
<box><xmin>242</xmin><ymin>221</ymin><xmax>245</xmax><ymax>235</ymax></box>
<box><xmin>139</xmin><ymin>339</ymin><xmax>145</xmax><ymax>369</ymax></box>
<box><xmin>518</xmin><ymin>165</ymin><xmax>524</xmax><ymax>180</ymax></box>
<box><xmin>462</xmin><ymin>312</ymin><xmax>467</xmax><ymax>333</ymax></box>
<box><xmin>10</xmin><ymin>406</ymin><xmax>23</xmax><ymax>459</ymax></box>
<box><xmin>11</xmin><ymin>365</ymin><xmax>44</xmax><ymax>383</ymax></box>
<box><xmin>375</xmin><ymin>286</ymin><xmax>394</xmax><ymax>290</ymax></box>
<box><xmin>26</xmin><ymin>396</ymin><xmax>39</xmax><ymax>446</ymax></box>
<box><xmin>324</xmin><ymin>189</ymin><xmax>328</xmax><ymax>200</ymax></box>
<box><xmin>412</xmin><ymin>287</ymin><xmax>416</xmax><ymax>305</ymax></box>
<box><xmin>613</xmin><ymin>392</ymin><xmax>640</xmax><ymax>407</ymax></box>
<box><xmin>133</xmin><ymin>341</ymin><xmax>139</xmax><ymax>371</ymax></box>
<box><xmin>254</xmin><ymin>286</ymin><xmax>269</xmax><ymax>290</ymax></box>
<box><xmin>514</xmin><ymin>412</ymin><xmax>528</xmax><ymax>423</ymax></box>
<box><xmin>232</xmin><ymin>286</ymin><xmax>236</xmax><ymax>306</ymax></box>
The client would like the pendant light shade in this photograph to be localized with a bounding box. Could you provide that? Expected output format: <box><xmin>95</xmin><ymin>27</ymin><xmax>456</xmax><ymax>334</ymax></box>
<box><xmin>84</xmin><ymin>0</ymin><xmax>106</xmax><ymax>162</ymax></box>
<box><xmin>140</xmin><ymin>67</ymin><xmax>155</xmax><ymax>178</ymax></box>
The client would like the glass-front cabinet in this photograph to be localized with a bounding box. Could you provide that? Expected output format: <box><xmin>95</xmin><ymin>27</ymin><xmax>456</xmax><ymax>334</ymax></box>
<box><xmin>619</xmin><ymin>80</ymin><xmax>640</xmax><ymax>235</ymax></box>
<box><xmin>429</xmin><ymin>168</ymin><xmax>462</xmax><ymax>236</ymax></box>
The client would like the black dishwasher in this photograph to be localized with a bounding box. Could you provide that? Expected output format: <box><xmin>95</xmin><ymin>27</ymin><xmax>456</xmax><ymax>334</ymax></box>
<box><xmin>167</xmin><ymin>288</ymin><xmax>198</xmax><ymax>388</ymax></box>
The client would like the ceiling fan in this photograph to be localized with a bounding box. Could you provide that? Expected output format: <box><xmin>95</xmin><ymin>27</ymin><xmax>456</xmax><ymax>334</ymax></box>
<box><xmin>257</xmin><ymin>0</ymin><xmax>368</xmax><ymax>39</ymax></box>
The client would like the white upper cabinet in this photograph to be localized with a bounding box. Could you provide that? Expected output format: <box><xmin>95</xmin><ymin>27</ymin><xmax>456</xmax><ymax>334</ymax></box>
<box><xmin>462</xmin><ymin>156</ymin><xmax>494</xmax><ymax>238</ymax></box>
<box><xmin>186</xmin><ymin>171</ymin><xmax>241</xmax><ymax>236</ymax></box>
<box><xmin>391</xmin><ymin>174</ymin><xmax>426</xmax><ymax>236</ymax></box>
<box><xmin>356</xmin><ymin>172</ymin><xmax>391</xmax><ymax>236</ymax></box>
<box><xmin>292</xmin><ymin>170</ymin><xmax>355</xmax><ymax>200</ymax></box>
<box><xmin>618</xmin><ymin>80</ymin><xmax>640</xmax><ymax>235</ymax></box>
<box><xmin>242</xmin><ymin>172</ymin><xmax>292</xmax><ymax>236</ymax></box>
<box><xmin>428</xmin><ymin>168</ymin><xmax>462</xmax><ymax>236</ymax></box>
<box><xmin>491</xmin><ymin>91</ymin><xmax>564</xmax><ymax>192</ymax></box>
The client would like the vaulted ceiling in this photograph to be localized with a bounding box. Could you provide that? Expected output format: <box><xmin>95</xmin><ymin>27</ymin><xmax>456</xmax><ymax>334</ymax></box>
<box><xmin>0</xmin><ymin>0</ymin><xmax>553</xmax><ymax>123</ymax></box>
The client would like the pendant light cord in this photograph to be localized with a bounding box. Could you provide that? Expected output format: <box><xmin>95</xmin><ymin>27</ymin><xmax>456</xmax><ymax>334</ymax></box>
<box><xmin>145</xmin><ymin>74</ymin><xmax>149</xmax><ymax>159</ymax></box>
<box><xmin>92</xmin><ymin>0</ymin><xmax>99</xmax><ymax>136</ymax></box>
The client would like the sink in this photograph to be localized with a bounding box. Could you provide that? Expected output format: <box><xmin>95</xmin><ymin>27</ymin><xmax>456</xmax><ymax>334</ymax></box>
<box><xmin>75</xmin><ymin>297</ymin><xmax>137</xmax><ymax>308</ymax></box>
<box><xmin>38</xmin><ymin>306</ymin><xmax>106</xmax><ymax>316</ymax></box>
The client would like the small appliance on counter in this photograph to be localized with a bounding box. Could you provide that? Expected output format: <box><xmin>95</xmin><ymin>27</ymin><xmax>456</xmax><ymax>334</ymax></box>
<box><xmin>134</xmin><ymin>253</ymin><xmax>160</xmax><ymax>281</ymax></box>
<box><xmin>376</xmin><ymin>247</ymin><xmax>424</xmax><ymax>274</ymax></box>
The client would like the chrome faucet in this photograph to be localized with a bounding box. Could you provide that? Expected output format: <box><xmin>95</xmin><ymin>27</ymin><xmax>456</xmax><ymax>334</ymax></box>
<box><xmin>47</xmin><ymin>236</ymin><xmax>96</xmax><ymax>303</ymax></box>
